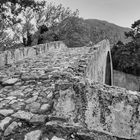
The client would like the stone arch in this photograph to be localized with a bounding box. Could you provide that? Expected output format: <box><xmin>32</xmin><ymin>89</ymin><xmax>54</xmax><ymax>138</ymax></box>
<box><xmin>86</xmin><ymin>40</ymin><xmax>113</xmax><ymax>85</ymax></box>
<box><xmin>105</xmin><ymin>51</ymin><xmax>112</xmax><ymax>85</ymax></box>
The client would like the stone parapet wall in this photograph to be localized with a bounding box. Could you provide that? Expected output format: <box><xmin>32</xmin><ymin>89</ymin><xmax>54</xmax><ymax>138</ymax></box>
<box><xmin>113</xmin><ymin>70</ymin><xmax>140</xmax><ymax>91</ymax></box>
<box><xmin>54</xmin><ymin>81</ymin><xmax>140</xmax><ymax>139</ymax></box>
<box><xmin>86</xmin><ymin>40</ymin><xmax>113</xmax><ymax>85</ymax></box>
<box><xmin>0</xmin><ymin>41</ymin><xmax>66</xmax><ymax>67</ymax></box>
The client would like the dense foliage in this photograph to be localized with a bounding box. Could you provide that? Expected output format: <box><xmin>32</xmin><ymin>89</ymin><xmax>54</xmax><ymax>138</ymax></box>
<box><xmin>53</xmin><ymin>17</ymin><xmax>90</xmax><ymax>47</ymax></box>
<box><xmin>0</xmin><ymin>0</ymin><xmax>82</xmax><ymax>49</ymax></box>
<box><xmin>111</xmin><ymin>20</ymin><xmax>140</xmax><ymax>76</ymax></box>
<box><xmin>0</xmin><ymin>0</ymin><xmax>46</xmax><ymax>48</ymax></box>
<box><xmin>33</xmin><ymin>3</ymin><xmax>79</xmax><ymax>45</ymax></box>
<box><xmin>0</xmin><ymin>0</ymin><xmax>46</xmax><ymax>30</ymax></box>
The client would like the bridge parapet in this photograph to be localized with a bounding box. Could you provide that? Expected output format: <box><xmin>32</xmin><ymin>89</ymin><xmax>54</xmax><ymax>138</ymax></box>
<box><xmin>0</xmin><ymin>41</ymin><xmax>66</xmax><ymax>67</ymax></box>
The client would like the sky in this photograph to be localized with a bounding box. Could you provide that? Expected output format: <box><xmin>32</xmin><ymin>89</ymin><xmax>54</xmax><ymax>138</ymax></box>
<box><xmin>47</xmin><ymin>0</ymin><xmax>140</xmax><ymax>28</ymax></box>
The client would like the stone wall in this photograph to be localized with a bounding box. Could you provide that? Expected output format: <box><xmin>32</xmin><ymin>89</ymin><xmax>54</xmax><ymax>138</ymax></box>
<box><xmin>86</xmin><ymin>40</ymin><xmax>113</xmax><ymax>85</ymax></box>
<box><xmin>113</xmin><ymin>70</ymin><xmax>140</xmax><ymax>91</ymax></box>
<box><xmin>0</xmin><ymin>41</ymin><xmax>66</xmax><ymax>67</ymax></box>
<box><xmin>54</xmin><ymin>81</ymin><xmax>140</xmax><ymax>139</ymax></box>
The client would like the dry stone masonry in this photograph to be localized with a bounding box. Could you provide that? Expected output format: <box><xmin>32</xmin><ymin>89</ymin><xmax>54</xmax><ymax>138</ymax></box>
<box><xmin>0</xmin><ymin>40</ymin><xmax>138</xmax><ymax>140</ymax></box>
<box><xmin>0</xmin><ymin>41</ymin><xmax>66</xmax><ymax>67</ymax></box>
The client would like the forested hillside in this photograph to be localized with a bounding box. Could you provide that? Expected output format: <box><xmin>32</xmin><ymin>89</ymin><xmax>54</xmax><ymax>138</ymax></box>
<box><xmin>85</xmin><ymin>19</ymin><xmax>131</xmax><ymax>46</ymax></box>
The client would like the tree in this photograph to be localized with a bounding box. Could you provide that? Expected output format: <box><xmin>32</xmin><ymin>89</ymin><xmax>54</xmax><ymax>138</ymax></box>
<box><xmin>0</xmin><ymin>1</ymin><xmax>80</xmax><ymax>48</ymax></box>
<box><xmin>0</xmin><ymin>13</ymin><xmax>16</xmax><ymax>49</ymax></box>
<box><xmin>12</xmin><ymin>7</ymin><xmax>35</xmax><ymax>46</ymax></box>
<box><xmin>112</xmin><ymin>19</ymin><xmax>140</xmax><ymax>76</ymax></box>
<box><xmin>0</xmin><ymin>0</ymin><xmax>46</xmax><ymax>28</ymax></box>
<box><xmin>41</xmin><ymin>3</ymin><xmax>79</xmax><ymax>28</ymax></box>
<box><xmin>58</xmin><ymin>17</ymin><xmax>90</xmax><ymax>47</ymax></box>
<box><xmin>33</xmin><ymin>2</ymin><xmax>79</xmax><ymax>45</ymax></box>
<box><xmin>0</xmin><ymin>0</ymin><xmax>46</xmax><ymax>47</ymax></box>
<box><xmin>125</xmin><ymin>20</ymin><xmax>140</xmax><ymax>42</ymax></box>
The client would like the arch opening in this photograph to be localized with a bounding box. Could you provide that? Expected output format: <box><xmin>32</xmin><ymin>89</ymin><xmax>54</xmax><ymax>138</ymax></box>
<box><xmin>105</xmin><ymin>52</ymin><xmax>112</xmax><ymax>86</ymax></box>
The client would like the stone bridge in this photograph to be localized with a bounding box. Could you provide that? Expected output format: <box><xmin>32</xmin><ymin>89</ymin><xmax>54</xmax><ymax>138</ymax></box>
<box><xmin>0</xmin><ymin>40</ymin><xmax>139</xmax><ymax>140</ymax></box>
<box><xmin>0</xmin><ymin>40</ymin><xmax>113</xmax><ymax>86</ymax></box>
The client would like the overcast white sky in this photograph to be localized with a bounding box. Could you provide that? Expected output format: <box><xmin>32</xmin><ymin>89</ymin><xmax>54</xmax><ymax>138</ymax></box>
<box><xmin>47</xmin><ymin>0</ymin><xmax>140</xmax><ymax>27</ymax></box>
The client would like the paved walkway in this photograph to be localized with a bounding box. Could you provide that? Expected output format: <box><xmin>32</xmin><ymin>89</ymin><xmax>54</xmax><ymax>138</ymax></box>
<box><xmin>0</xmin><ymin>47</ymin><xmax>89</xmax><ymax>139</ymax></box>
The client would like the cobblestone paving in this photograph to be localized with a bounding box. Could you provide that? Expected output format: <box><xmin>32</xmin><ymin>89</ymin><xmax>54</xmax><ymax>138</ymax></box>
<box><xmin>0</xmin><ymin>47</ymin><xmax>88</xmax><ymax>140</ymax></box>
